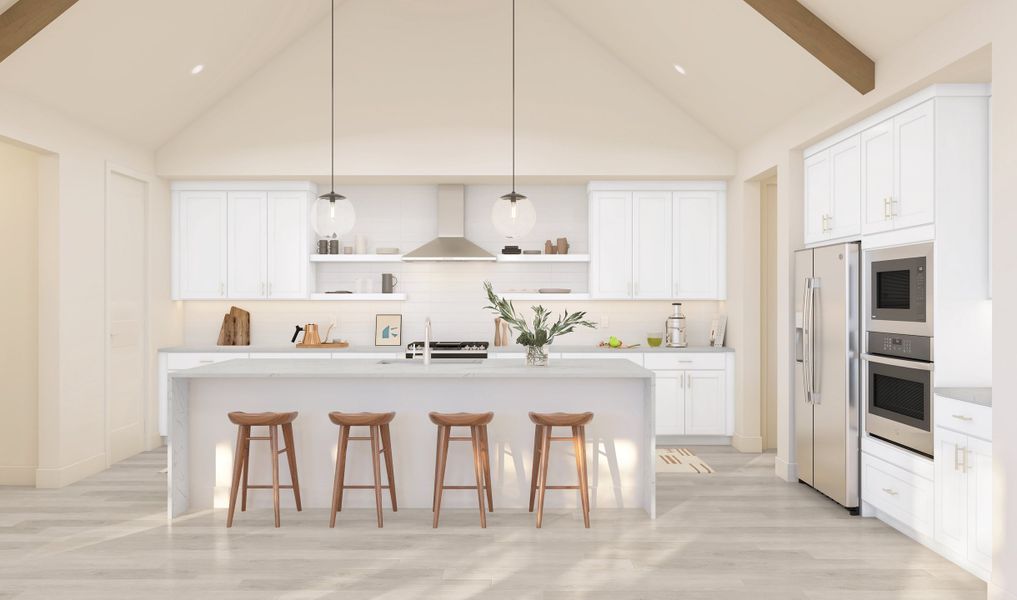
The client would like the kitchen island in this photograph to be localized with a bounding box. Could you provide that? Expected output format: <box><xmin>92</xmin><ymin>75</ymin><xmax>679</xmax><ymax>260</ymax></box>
<box><xmin>168</xmin><ymin>358</ymin><xmax>655</xmax><ymax>521</ymax></box>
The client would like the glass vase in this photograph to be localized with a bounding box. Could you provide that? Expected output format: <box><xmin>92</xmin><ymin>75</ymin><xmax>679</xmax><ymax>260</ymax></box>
<box><xmin>526</xmin><ymin>345</ymin><xmax>549</xmax><ymax>367</ymax></box>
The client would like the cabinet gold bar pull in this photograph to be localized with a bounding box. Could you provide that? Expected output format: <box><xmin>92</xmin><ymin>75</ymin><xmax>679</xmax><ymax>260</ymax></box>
<box><xmin>951</xmin><ymin>414</ymin><xmax>973</xmax><ymax>421</ymax></box>
<box><xmin>881</xmin><ymin>488</ymin><xmax>898</xmax><ymax>496</ymax></box>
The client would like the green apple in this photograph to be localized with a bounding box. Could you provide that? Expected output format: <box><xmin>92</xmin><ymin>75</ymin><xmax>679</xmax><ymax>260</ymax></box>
<box><xmin>608</xmin><ymin>336</ymin><xmax>621</xmax><ymax>348</ymax></box>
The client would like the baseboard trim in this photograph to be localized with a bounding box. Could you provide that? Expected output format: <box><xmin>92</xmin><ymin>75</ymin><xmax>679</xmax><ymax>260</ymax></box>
<box><xmin>0</xmin><ymin>466</ymin><xmax>37</xmax><ymax>486</ymax></box>
<box><xmin>990</xmin><ymin>583</ymin><xmax>1017</xmax><ymax>600</ymax></box>
<box><xmin>35</xmin><ymin>452</ymin><xmax>107</xmax><ymax>488</ymax></box>
<box><xmin>774</xmin><ymin>456</ymin><xmax>797</xmax><ymax>482</ymax></box>
<box><xmin>732</xmin><ymin>434</ymin><xmax>763</xmax><ymax>453</ymax></box>
<box><xmin>657</xmin><ymin>435</ymin><xmax>731</xmax><ymax>446</ymax></box>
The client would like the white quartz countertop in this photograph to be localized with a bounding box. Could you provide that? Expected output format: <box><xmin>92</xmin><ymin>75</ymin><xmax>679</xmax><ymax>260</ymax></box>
<box><xmin>935</xmin><ymin>387</ymin><xmax>992</xmax><ymax>407</ymax></box>
<box><xmin>158</xmin><ymin>344</ymin><xmax>732</xmax><ymax>354</ymax></box>
<box><xmin>169</xmin><ymin>358</ymin><xmax>655</xmax><ymax>380</ymax></box>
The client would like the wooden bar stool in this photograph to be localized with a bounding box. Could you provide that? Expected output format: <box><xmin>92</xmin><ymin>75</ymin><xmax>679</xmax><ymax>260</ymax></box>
<box><xmin>529</xmin><ymin>411</ymin><xmax>594</xmax><ymax>528</ymax></box>
<box><xmin>226</xmin><ymin>411</ymin><xmax>302</xmax><ymax>528</ymax></box>
<box><xmin>429</xmin><ymin>412</ymin><xmax>494</xmax><ymax>528</ymax></box>
<box><xmin>329</xmin><ymin>412</ymin><xmax>397</xmax><ymax>528</ymax></box>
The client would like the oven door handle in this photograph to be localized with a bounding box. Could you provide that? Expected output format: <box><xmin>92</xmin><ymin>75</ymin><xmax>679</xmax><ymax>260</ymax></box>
<box><xmin>862</xmin><ymin>353</ymin><xmax>934</xmax><ymax>371</ymax></box>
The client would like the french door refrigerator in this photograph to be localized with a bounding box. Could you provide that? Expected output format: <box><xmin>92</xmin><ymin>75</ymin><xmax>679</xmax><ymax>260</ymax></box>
<box><xmin>794</xmin><ymin>242</ymin><xmax>861</xmax><ymax>511</ymax></box>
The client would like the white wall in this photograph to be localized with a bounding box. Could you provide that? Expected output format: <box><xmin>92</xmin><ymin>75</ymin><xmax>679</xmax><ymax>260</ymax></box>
<box><xmin>0</xmin><ymin>139</ymin><xmax>40</xmax><ymax>485</ymax></box>
<box><xmin>180</xmin><ymin>184</ymin><xmax>725</xmax><ymax>349</ymax></box>
<box><xmin>0</xmin><ymin>87</ymin><xmax>181</xmax><ymax>487</ymax></box>
<box><xmin>155</xmin><ymin>0</ymin><xmax>734</xmax><ymax>180</ymax></box>
<box><xmin>725</xmin><ymin>1</ymin><xmax>1015</xmax><ymax>596</ymax></box>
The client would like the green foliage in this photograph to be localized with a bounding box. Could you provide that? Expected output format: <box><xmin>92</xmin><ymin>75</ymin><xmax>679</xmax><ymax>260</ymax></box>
<box><xmin>483</xmin><ymin>281</ymin><xmax>597</xmax><ymax>347</ymax></box>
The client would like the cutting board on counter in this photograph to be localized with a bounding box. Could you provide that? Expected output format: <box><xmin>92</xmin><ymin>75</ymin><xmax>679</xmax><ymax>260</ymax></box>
<box><xmin>217</xmin><ymin>306</ymin><xmax>250</xmax><ymax>346</ymax></box>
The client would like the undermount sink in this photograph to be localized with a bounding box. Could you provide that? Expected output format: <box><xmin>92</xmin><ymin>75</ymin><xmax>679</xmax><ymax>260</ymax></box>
<box><xmin>376</xmin><ymin>359</ymin><xmax>484</xmax><ymax>365</ymax></box>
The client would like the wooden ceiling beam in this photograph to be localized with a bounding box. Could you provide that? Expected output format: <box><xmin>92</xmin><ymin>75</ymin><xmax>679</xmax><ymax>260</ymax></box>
<box><xmin>0</xmin><ymin>0</ymin><xmax>78</xmax><ymax>63</ymax></box>
<box><xmin>742</xmin><ymin>0</ymin><xmax>875</xmax><ymax>94</ymax></box>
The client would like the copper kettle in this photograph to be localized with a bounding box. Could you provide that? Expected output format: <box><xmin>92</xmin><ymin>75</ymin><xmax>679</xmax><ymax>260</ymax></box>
<box><xmin>291</xmin><ymin>323</ymin><xmax>322</xmax><ymax>345</ymax></box>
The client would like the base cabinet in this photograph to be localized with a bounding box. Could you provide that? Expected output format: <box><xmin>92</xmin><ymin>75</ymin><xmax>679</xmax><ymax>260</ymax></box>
<box><xmin>651</xmin><ymin>355</ymin><xmax>731</xmax><ymax>437</ymax></box>
<box><xmin>934</xmin><ymin>424</ymin><xmax>993</xmax><ymax>578</ymax></box>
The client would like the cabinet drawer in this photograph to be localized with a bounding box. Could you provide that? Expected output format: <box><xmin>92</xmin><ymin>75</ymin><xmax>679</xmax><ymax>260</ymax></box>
<box><xmin>166</xmin><ymin>352</ymin><xmax>249</xmax><ymax>369</ymax></box>
<box><xmin>935</xmin><ymin>395</ymin><xmax>992</xmax><ymax>441</ymax></box>
<box><xmin>643</xmin><ymin>353</ymin><xmax>725</xmax><ymax>371</ymax></box>
<box><xmin>862</xmin><ymin>452</ymin><xmax>933</xmax><ymax>536</ymax></box>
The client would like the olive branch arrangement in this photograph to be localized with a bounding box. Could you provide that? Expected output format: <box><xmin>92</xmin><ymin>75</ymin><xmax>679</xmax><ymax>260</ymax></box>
<box><xmin>483</xmin><ymin>281</ymin><xmax>597</xmax><ymax>347</ymax></box>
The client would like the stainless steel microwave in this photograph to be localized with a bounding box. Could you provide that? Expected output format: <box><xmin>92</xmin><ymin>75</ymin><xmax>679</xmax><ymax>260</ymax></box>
<box><xmin>864</xmin><ymin>242</ymin><xmax>933</xmax><ymax>337</ymax></box>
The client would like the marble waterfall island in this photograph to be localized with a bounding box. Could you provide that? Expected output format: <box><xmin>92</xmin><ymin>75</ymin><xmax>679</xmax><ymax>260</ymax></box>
<box><xmin>168</xmin><ymin>358</ymin><xmax>656</xmax><ymax>521</ymax></box>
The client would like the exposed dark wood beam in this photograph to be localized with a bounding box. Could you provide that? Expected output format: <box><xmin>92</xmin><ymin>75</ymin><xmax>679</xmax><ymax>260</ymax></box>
<box><xmin>0</xmin><ymin>0</ymin><xmax>77</xmax><ymax>63</ymax></box>
<box><xmin>742</xmin><ymin>0</ymin><xmax>875</xmax><ymax>94</ymax></box>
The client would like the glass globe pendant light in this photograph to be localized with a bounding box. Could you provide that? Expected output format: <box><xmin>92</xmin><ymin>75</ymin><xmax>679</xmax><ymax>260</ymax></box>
<box><xmin>312</xmin><ymin>0</ymin><xmax>355</xmax><ymax>239</ymax></box>
<box><xmin>491</xmin><ymin>0</ymin><xmax>535</xmax><ymax>240</ymax></box>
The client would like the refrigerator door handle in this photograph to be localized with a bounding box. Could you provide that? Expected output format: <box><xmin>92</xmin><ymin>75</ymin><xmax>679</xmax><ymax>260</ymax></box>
<box><xmin>808</xmin><ymin>278</ymin><xmax>820</xmax><ymax>404</ymax></box>
<box><xmin>802</xmin><ymin>278</ymin><xmax>813</xmax><ymax>403</ymax></box>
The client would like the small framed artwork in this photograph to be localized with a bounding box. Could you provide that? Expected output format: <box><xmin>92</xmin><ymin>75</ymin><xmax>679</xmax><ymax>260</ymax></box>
<box><xmin>709</xmin><ymin>316</ymin><xmax>728</xmax><ymax>347</ymax></box>
<box><xmin>375</xmin><ymin>314</ymin><xmax>403</xmax><ymax>346</ymax></box>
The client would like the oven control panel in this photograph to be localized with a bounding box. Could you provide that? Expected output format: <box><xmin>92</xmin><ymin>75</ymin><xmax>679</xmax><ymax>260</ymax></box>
<box><xmin>867</xmin><ymin>331</ymin><xmax>932</xmax><ymax>362</ymax></box>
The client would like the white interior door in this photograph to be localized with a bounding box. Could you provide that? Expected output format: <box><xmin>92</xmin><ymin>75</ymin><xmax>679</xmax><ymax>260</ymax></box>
<box><xmin>227</xmin><ymin>191</ymin><xmax>267</xmax><ymax>298</ymax></box>
<box><xmin>673</xmin><ymin>191</ymin><xmax>720</xmax><ymax>299</ymax></box>
<box><xmin>632</xmin><ymin>191</ymin><xmax>672</xmax><ymax>298</ymax></box>
<box><xmin>860</xmin><ymin>120</ymin><xmax>894</xmax><ymax>234</ymax></box>
<box><xmin>107</xmin><ymin>171</ymin><xmax>148</xmax><ymax>464</ymax></box>
<box><xmin>893</xmin><ymin>100</ymin><xmax>935</xmax><ymax>229</ymax></box>
<box><xmin>589</xmin><ymin>191</ymin><xmax>632</xmax><ymax>298</ymax></box>
<box><xmin>267</xmin><ymin>191</ymin><xmax>308</xmax><ymax>298</ymax></box>
<box><xmin>803</xmin><ymin>150</ymin><xmax>831</xmax><ymax>244</ymax></box>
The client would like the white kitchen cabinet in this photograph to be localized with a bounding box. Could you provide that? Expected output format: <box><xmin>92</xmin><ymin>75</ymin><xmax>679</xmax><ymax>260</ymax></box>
<box><xmin>804</xmin><ymin>136</ymin><xmax>861</xmax><ymax>245</ymax></box>
<box><xmin>267</xmin><ymin>191</ymin><xmax>309</xmax><ymax>298</ymax></box>
<box><xmin>934</xmin><ymin>426</ymin><xmax>969</xmax><ymax>557</ymax></box>
<box><xmin>632</xmin><ymin>191</ymin><xmax>672</xmax><ymax>298</ymax></box>
<box><xmin>684</xmin><ymin>370</ymin><xmax>726</xmax><ymax>435</ymax></box>
<box><xmin>861</xmin><ymin>120</ymin><xmax>895</xmax><ymax>235</ymax></box>
<box><xmin>654</xmin><ymin>372</ymin><xmax>684</xmax><ymax>435</ymax></box>
<box><xmin>175</xmin><ymin>191</ymin><xmax>227</xmax><ymax>299</ymax></box>
<box><xmin>227</xmin><ymin>191</ymin><xmax>267</xmax><ymax>298</ymax></box>
<box><xmin>966</xmin><ymin>437</ymin><xmax>993</xmax><ymax>574</ymax></box>
<box><xmin>891</xmin><ymin>101</ymin><xmax>935</xmax><ymax>230</ymax></box>
<box><xmin>589</xmin><ymin>191</ymin><xmax>633</xmax><ymax>298</ymax></box>
<box><xmin>803</xmin><ymin>149</ymin><xmax>832</xmax><ymax>244</ymax></box>
<box><xmin>673</xmin><ymin>191</ymin><xmax>723</xmax><ymax>299</ymax></box>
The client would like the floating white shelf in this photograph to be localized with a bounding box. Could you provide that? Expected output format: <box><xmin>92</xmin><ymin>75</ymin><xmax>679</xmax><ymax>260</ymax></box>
<box><xmin>499</xmin><ymin>293</ymin><xmax>592</xmax><ymax>301</ymax></box>
<box><xmin>496</xmin><ymin>253</ymin><xmax>590</xmax><ymax>263</ymax></box>
<box><xmin>309</xmin><ymin>293</ymin><xmax>407</xmax><ymax>301</ymax></box>
<box><xmin>310</xmin><ymin>254</ymin><xmax>404</xmax><ymax>263</ymax></box>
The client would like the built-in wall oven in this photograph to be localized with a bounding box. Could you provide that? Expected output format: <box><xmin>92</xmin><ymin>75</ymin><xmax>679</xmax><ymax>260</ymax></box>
<box><xmin>865</xmin><ymin>242</ymin><xmax>933</xmax><ymax>337</ymax></box>
<box><xmin>863</xmin><ymin>332</ymin><xmax>934</xmax><ymax>457</ymax></box>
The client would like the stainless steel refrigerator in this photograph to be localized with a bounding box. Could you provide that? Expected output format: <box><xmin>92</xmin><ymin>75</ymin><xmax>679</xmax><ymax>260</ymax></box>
<box><xmin>794</xmin><ymin>242</ymin><xmax>861</xmax><ymax>511</ymax></box>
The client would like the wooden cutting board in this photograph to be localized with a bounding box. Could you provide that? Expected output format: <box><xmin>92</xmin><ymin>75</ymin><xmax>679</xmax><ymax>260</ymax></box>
<box><xmin>295</xmin><ymin>341</ymin><xmax>350</xmax><ymax>349</ymax></box>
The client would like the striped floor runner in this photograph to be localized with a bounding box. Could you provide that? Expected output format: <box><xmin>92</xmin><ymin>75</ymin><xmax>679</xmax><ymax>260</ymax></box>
<box><xmin>656</xmin><ymin>447</ymin><xmax>714</xmax><ymax>474</ymax></box>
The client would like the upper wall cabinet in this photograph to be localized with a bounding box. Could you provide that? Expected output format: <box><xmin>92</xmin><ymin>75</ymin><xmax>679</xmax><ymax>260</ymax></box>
<box><xmin>173</xmin><ymin>182</ymin><xmax>314</xmax><ymax>300</ymax></box>
<box><xmin>805</xmin><ymin>85</ymin><xmax>989</xmax><ymax>245</ymax></box>
<box><xmin>589</xmin><ymin>182</ymin><xmax>726</xmax><ymax>300</ymax></box>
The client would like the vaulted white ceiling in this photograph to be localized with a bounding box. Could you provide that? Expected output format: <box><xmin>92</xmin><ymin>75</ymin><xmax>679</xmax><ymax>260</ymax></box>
<box><xmin>0</xmin><ymin>0</ymin><xmax>973</xmax><ymax>150</ymax></box>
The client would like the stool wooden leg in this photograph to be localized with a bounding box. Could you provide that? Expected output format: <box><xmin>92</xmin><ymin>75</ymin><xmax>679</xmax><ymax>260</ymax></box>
<box><xmin>369</xmin><ymin>425</ymin><xmax>384</xmax><ymax>528</ymax></box>
<box><xmin>336</xmin><ymin>425</ymin><xmax>351</xmax><ymax>513</ymax></box>
<box><xmin>535</xmin><ymin>425</ymin><xmax>552</xmax><ymax>528</ymax></box>
<box><xmin>380</xmin><ymin>424</ymin><xmax>398</xmax><ymax>512</ymax></box>
<box><xmin>226</xmin><ymin>425</ymin><xmax>246</xmax><ymax>528</ymax></box>
<box><xmin>329</xmin><ymin>425</ymin><xmax>347</xmax><ymax>528</ymax></box>
<box><xmin>528</xmin><ymin>424</ymin><xmax>543</xmax><ymax>512</ymax></box>
<box><xmin>240</xmin><ymin>426</ymin><xmax>250</xmax><ymax>512</ymax></box>
<box><xmin>432</xmin><ymin>425</ymin><xmax>450</xmax><ymax>528</ymax></box>
<box><xmin>269</xmin><ymin>425</ymin><xmax>281</xmax><ymax>528</ymax></box>
<box><xmin>577</xmin><ymin>426</ymin><xmax>591</xmax><ymax>528</ymax></box>
<box><xmin>432</xmin><ymin>424</ymin><xmax>442</xmax><ymax>512</ymax></box>
<box><xmin>281</xmin><ymin>423</ymin><xmax>302</xmax><ymax>512</ymax></box>
<box><xmin>469</xmin><ymin>426</ymin><xmax>487</xmax><ymax>528</ymax></box>
<box><xmin>479</xmin><ymin>425</ymin><xmax>493</xmax><ymax>512</ymax></box>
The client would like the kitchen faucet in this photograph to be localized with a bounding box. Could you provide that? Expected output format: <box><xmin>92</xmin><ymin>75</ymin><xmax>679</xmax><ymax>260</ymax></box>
<box><xmin>423</xmin><ymin>318</ymin><xmax>432</xmax><ymax>366</ymax></box>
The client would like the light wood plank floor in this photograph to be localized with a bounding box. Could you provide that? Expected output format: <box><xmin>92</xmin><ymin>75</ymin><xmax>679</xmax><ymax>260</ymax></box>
<box><xmin>0</xmin><ymin>446</ymin><xmax>985</xmax><ymax>599</ymax></box>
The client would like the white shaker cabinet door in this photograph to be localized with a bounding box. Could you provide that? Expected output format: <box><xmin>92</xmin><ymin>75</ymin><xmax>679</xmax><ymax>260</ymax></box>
<box><xmin>966</xmin><ymin>437</ymin><xmax>993</xmax><ymax>574</ymax></box>
<box><xmin>267</xmin><ymin>191</ymin><xmax>309</xmax><ymax>299</ymax></box>
<box><xmin>934</xmin><ymin>426</ymin><xmax>968</xmax><ymax>558</ymax></box>
<box><xmin>892</xmin><ymin>100</ymin><xmax>935</xmax><ymax>230</ymax></box>
<box><xmin>176</xmin><ymin>191</ymin><xmax>228</xmax><ymax>299</ymax></box>
<box><xmin>654</xmin><ymin>371</ymin><xmax>685</xmax><ymax>435</ymax></box>
<box><xmin>589</xmin><ymin>191</ymin><xmax>633</xmax><ymax>298</ymax></box>
<box><xmin>803</xmin><ymin>149</ymin><xmax>832</xmax><ymax>244</ymax></box>
<box><xmin>227</xmin><ymin>191</ymin><xmax>267</xmax><ymax>298</ymax></box>
<box><xmin>632</xmin><ymin>191</ymin><xmax>672</xmax><ymax>299</ymax></box>
<box><xmin>860</xmin><ymin>120</ymin><xmax>895</xmax><ymax>234</ymax></box>
<box><xmin>683</xmin><ymin>370</ymin><xmax>726</xmax><ymax>435</ymax></box>
<box><xmin>673</xmin><ymin>191</ymin><xmax>722</xmax><ymax>299</ymax></box>
<box><xmin>828</xmin><ymin>135</ymin><xmax>862</xmax><ymax>240</ymax></box>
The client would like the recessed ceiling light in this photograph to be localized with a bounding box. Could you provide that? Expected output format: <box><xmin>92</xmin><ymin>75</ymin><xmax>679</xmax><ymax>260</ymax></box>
<box><xmin>673</xmin><ymin>63</ymin><xmax>686</xmax><ymax>75</ymax></box>
<box><xmin>190</xmin><ymin>64</ymin><xmax>205</xmax><ymax>75</ymax></box>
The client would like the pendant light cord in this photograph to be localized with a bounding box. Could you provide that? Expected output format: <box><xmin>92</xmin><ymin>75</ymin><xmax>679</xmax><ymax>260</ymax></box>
<box><xmin>330</xmin><ymin>0</ymin><xmax>335</xmax><ymax>194</ymax></box>
<box><xmin>511</xmin><ymin>0</ymin><xmax>516</xmax><ymax>195</ymax></box>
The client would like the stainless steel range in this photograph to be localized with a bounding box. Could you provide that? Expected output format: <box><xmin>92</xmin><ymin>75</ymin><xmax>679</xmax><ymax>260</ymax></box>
<box><xmin>406</xmin><ymin>341</ymin><xmax>489</xmax><ymax>360</ymax></box>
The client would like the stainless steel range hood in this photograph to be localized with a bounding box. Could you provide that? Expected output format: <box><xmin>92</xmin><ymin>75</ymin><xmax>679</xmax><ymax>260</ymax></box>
<box><xmin>403</xmin><ymin>184</ymin><xmax>495</xmax><ymax>262</ymax></box>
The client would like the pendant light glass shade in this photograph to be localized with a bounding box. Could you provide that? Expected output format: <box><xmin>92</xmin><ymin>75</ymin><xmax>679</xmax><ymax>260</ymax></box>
<box><xmin>313</xmin><ymin>191</ymin><xmax>356</xmax><ymax>238</ymax></box>
<box><xmin>492</xmin><ymin>192</ymin><xmax>535</xmax><ymax>239</ymax></box>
